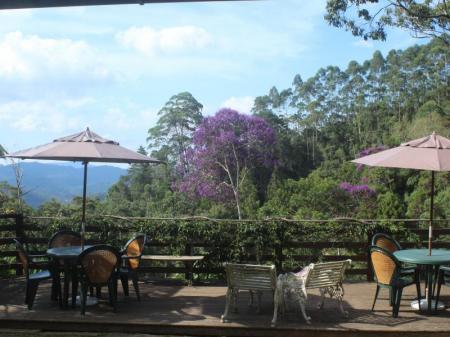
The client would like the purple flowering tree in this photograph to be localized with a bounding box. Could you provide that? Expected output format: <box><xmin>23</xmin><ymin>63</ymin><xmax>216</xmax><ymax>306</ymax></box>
<box><xmin>178</xmin><ymin>108</ymin><xmax>276</xmax><ymax>219</ymax></box>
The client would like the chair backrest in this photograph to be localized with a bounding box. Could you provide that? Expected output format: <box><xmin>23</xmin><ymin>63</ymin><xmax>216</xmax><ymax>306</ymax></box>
<box><xmin>370</xmin><ymin>246</ymin><xmax>400</xmax><ymax>286</ymax></box>
<box><xmin>78</xmin><ymin>245</ymin><xmax>120</xmax><ymax>286</ymax></box>
<box><xmin>224</xmin><ymin>263</ymin><xmax>276</xmax><ymax>291</ymax></box>
<box><xmin>14</xmin><ymin>239</ymin><xmax>29</xmax><ymax>278</ymax></box>
<box><xmin>123</xmin><ymin>234</ymin><xmax>146</xmax><ymax>270</ymax></box>
<box><xmin>372</xmin><ymin>233</ymin><xmax>402</xmax><ymax>253</ymax></box>
<box><xmin>304</xmin><ymin>259</ymin><xmax>351</xmax><ymax>289</ymax></box>
<box><xmin>49</xmin><ymin>230</ymin><xmax>82</xmax><ymax>248</ymax></box>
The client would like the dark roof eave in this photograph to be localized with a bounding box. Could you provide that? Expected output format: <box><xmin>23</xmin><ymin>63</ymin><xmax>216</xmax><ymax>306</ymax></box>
<box><xmin>0</xmin><ymin>0</ymin><xmax>254</xmax><ymax>10</ymax></box>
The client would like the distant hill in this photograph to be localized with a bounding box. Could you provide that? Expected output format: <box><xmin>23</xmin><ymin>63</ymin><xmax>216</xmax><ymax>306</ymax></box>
<box><xmin>0</xmin><ymin>162</ymin><xmax>126</xmax><ymax>207</ymax></box>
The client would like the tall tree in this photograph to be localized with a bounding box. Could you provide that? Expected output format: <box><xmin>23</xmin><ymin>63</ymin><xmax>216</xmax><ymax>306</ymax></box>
<box><xmin>0</xmin><ymin>144</ymin><xmax>6</xmax><ymax>156</ymax></box>
<box><xmin>179</xmin><ymin>108</ymin><xmax>276</xmax><ymax>219</ymax></box>
<box><xmin>147</xmin><ymin>92</ymin><xmax>203</xmax><ymax>174</ymax></box>
<box><xmin>325</xmin><ymin>0</ymin><xmax>449</xmax><ymax>43</ymax></box>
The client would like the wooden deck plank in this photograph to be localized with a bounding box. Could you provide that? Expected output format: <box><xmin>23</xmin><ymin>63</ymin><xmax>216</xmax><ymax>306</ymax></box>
<box><xmin>1</xmin><ymin>278</ymin><xmax>450</xmax><ymax>336</ymax></box>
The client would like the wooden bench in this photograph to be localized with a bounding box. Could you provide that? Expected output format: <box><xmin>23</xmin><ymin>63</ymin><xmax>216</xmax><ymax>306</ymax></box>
<box><xmin>221</xmin><ymin>263</ymin><xmax>277</xmax><ymax>323</ymax></box>
<box><xmin>272</xmin><ymin>259</ymin><xmax>352</xmax><ymax>326</ymax></box>
<box><xmin>141</xmin><ymin>255</ymin><xmax>204</xmax><ymax>285</ymax></box>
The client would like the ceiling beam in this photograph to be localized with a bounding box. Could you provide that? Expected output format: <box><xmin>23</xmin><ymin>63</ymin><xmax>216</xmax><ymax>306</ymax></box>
<box><xmin>0</xmin><ymin>0</ymin><xmax>254</xmax><ymax>10</ymax></box>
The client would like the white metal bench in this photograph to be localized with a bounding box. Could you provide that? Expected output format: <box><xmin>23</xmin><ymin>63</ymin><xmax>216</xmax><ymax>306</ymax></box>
<box><xmin>272</xmin><ymin>259</ymin><xmax>351</xmax><ymax>326</ymax></box>
<box><xmin>221</xmin><ymin>263</ymin><xmax>277</xmax><ymax>323</ymax></box>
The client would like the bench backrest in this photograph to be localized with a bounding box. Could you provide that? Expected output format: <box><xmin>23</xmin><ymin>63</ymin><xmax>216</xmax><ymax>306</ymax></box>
<box><xmin>225</xmin><ymin>263</ymin><xmax>276</xmax><ymax>291</ymax></box>
<box><xmin>304</xmin><ymin>259</ymin><xmax>351</xmax><ymax>289</ymax></box>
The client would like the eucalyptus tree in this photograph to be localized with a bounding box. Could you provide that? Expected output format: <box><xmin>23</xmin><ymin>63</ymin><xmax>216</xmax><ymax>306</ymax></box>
<box><xmin>0</xmin><ymin>144</ymin><xmax>6</xmax><ymax>156</ymax></box>
<box><xmin>147</xmin><ymin>92</ymin><xmax>203</xmax><ymax>175</ymax></box>
<box><xmin>325</xmin><ymin>0</ymin><xmax>449</xmax><ymax>43</ymax></box>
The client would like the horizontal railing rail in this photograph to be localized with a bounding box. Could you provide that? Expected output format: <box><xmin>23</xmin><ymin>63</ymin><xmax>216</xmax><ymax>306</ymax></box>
<box><xmin>1</xmin><ymin>214</ymin><xmax>450</xmax><ymax>281</ymax></box>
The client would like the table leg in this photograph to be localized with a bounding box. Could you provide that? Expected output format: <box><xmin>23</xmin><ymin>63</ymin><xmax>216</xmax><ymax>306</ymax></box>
<box><xmin>72</xmin><ymin>264</ymin><xmax>78</xmax><ymax>308</ymax></box>
<box><xmin>63</xmin><ymin>262</ymin><xmax>70</xmax><ymax>309</ymax></box>
<box><xmin>427</xmin><ymin>265</ymin><xmax>433</xmax><ymax>314</ymax></box>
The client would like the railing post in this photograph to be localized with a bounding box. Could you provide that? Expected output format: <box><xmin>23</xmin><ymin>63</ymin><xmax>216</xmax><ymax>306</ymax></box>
<box><xmin>15</xmin><ymin>214</ymin><xmax>25</xmax><ymax>276</ymax></box>
<box><xmin>366</xmin><ymin>227</ymin><xmax>374</xmax><ymax>282</ymax></box>
<box><xmin>184</xmin><ymin>242</ymin><xmax>192</xmax><ymax>284</ymax></box>
<box><xmin>275</xmin><ymin>221</ymin><xmax>284</xmax><ymax>274</ymax></box>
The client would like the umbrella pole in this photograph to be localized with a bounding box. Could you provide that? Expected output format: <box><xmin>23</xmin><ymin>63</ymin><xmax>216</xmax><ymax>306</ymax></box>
<box><xmin>81</xmin><ymin>161</ymin><xmax>88</xmax><ymax>249</ymax></box>
<box><xmin>429</xmin><ymin>171</ymin><xmax>435</xmax><ymax>256</ymax></box>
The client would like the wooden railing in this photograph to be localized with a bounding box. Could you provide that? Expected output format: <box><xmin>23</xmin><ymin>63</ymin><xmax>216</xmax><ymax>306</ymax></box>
<box><xmin>1</xmin><ymin>214</ymin><xmax>450</xmax><ymax>282</ymax></box>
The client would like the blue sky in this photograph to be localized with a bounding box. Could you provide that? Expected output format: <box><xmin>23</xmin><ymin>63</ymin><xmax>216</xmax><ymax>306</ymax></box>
<box><xmin>0</xmin><ymin>0</ymin><xmax>423</xmax><ymax>155</ymax></box>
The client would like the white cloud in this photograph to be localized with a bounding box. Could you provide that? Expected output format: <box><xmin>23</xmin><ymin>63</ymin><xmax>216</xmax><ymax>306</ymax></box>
<box><xmin>0</xmin><ymin>100</ymin><xmax>86</xmax><ymax>133</ymax></box>
<box><xmin>116</xmin><ymin>25</ymin><xmax>212</xmax><ymax>55</ymax></box>
<box><xmin>0</xmin><ymin>32</ymin><xmax>110</xmax><ymax>81</ymax></box>
<box><xmin>353</xmin><ymin>39</ymin><xmax>374</xmax><ymax>49</ymax></box>
<box><xmin>222</xmin><ymin>96</ymin><xmax>255</xmax><ymax>114</ymax></box>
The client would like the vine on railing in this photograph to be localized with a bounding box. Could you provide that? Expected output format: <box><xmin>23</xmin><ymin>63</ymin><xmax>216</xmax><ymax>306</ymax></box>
<box><xmin>1</xmin><ymin>214</ymin><xmax>449</xmax><ymax>281</ymax></box>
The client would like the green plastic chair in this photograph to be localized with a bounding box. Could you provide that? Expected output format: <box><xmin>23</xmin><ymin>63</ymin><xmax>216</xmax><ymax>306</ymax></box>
<box><xmin>370</xmin><ymin>246</ymin><xmax>421</xmax><ymax>317</ymax></box>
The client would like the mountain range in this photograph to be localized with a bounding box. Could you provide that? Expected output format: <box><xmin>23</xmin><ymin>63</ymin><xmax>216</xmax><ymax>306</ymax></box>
<box><xmin>0</xmin><ymin>162</ymin><xmax>126</xmax><ymax>207</ymax></box>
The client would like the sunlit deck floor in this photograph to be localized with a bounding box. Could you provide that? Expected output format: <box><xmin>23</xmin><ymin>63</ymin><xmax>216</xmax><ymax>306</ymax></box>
<box><xmin>1</xmin><ymin>278</ymin><xmax>450</xmax><ymax>337</ymax></box>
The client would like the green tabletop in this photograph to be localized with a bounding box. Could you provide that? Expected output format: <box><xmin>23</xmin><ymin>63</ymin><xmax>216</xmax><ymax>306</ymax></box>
<box><xmin>394</xmin><ymin>249</ymin><xmax>450</xmax><ymax>265</ymax></box>
<box><xmin>47</xmin><ymin>245</ymin><xmax>93</xmax><ymax>259</ymax></box>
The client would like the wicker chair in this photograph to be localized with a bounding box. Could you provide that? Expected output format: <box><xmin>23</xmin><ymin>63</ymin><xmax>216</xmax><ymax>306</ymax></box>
<box><xmin>48</xmin><ymin>230</ymin><xmax>82</xmax><ymax>302</ymax></box>
<box><xmin>118</xmin><ymin>234</ymin><xmax>146</xmax><ymax>301</ymax></box>
<box><xmin>371</xmin><ymin>233</ymin><xmax>402</xmax><ymax>253</ymax></box>
<box><xmin>14</xmin><ymin>239</ymin><xmax>59</xmax><ymax>309</ymax></box>
<box><xmin>370</xmin><ymin>246</ymin><xmax>421</xmax><ymax>317</ymax></box>
<box><xmin>77</xmin><ymin>245</ymin><xmax>120</xmax><ymax>315</ymax></box>
<box><xmin>49</xmin><ymin>230</ymin><xmax>82</xmax><ymax>248</ymax></box>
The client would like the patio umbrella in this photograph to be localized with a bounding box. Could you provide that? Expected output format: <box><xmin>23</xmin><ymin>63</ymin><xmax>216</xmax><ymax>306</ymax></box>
<box><xmin>352</xmin><ymin>132</ymin><xmax>450</xmax><ymax>255</ymax></box>
<box><xmin>5</xmin><ymin>127</ymin><xmax>163</xmax><ymax>246</ymax></box>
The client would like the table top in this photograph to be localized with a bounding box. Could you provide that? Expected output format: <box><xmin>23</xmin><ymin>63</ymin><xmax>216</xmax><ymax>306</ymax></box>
<box><xmin>141</xmin><ymin>255</ymin><xmax>204</xmax><ymax>261</ymax></box>
<box><xmin>47</xmin><ymin>245</ymin><xmax>93</xmax><ymax>259</ymax></box>
<box><xmin>394</xmin><ymin>248</ymin><xmax>450</xmax><ymax>265</ymax></box>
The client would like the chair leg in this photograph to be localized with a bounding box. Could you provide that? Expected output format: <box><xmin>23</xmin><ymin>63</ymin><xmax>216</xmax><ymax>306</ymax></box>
<box><xmin>221</xmin><ymin>287</ymin><xmax>232</xmax><ymax>323</ymax></box>
<box><xmin>393</xmin><ymin>287</ymin><xmax>402</xmax><ymax>318</ymax></box>
<box><xmin>72</xmin><ymin>271</ymin><xmax>78</xmax><ymax>308</ymax></box>
<box><xmin>27</xmin><ymin>281</ymin><xmax>39</xmax><ymax>310</ymax></box>
<box><xmin>80</xmin><ymin>283</ymin><xmax>87</xmax><ymax>315</ymax></box>
<box><xmin>108</xmin><ymin>281</ymin><xmax>117</xmax><ymax>312</ymax></box>
<box><xmin>120</xmin><ymin>274</ymin><xmax>129</xmax><ymax>296</ymax></box>
<box><xmin>131</xmin><ymin>273</ymin><xmax>140</xmax><ymax>301</ymax></box>
<box><xmin>371</xmin><ymin>284</ymin><xmax>380</xmax><ymax>311</ymax></box>
<box><xmin>25</xmin><ymin>283</ymin><xmax>30</xmax><ymax>305</ymax></box>
<box><xmin>415</xmin><ymin>269</ymin><xmax>422</xmax><ymax>313</ymax></box>
<box><xmin>435</xmin><ymin>270</ymin><xmax>444</xmax><ymax>311</ymax></box>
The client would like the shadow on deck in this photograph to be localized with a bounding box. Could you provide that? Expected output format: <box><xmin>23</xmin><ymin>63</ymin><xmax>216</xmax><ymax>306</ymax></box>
<box><xmin>1</xmin><ymin>278</ymin><xmax>450</xmax><ymax>336</ymax></box>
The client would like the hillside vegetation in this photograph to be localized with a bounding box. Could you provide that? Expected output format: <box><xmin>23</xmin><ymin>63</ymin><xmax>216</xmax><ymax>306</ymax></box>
<box><xmin>1</xmin><ymin>38</ymin><xmax>448</xmax><ymax>221</ymax></box>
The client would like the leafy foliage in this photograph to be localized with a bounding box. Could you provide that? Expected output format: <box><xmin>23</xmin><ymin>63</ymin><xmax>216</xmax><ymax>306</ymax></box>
<box><xmin>178</xmin><ymin>108</ymin><xmax>276</xmax><ymax>219</ymax></box>
<box><xmin>325</xmin><ymin>0</ymin><xmax>449</xmax><ymax>43</ymax></box>
<box><xmin>21</xmin><ymin>38</ymin><xmax>449</xmax><ymax>225</ymax></box>
<box><xmin>147</xmin><ymin>92</ymin><xmax>203</xmax><ymax>172</ymax></box>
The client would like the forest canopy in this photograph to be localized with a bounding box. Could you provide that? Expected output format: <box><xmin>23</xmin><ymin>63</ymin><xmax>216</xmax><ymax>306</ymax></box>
<box><xmin>1</xmin><ymin>38</ymin><xmax>449</xmax><ymax>221</ymax></box>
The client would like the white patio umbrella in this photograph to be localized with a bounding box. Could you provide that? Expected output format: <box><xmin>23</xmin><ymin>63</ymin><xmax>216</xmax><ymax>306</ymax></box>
<box><xmin>352</xmin><ymin>132</ymin><xmax>450</xmax><ymax>255</ymax></box>
<box><xmin>5</xmin><ymin>127</ymin><xmax>163</xmax><ymax>246</ymax></box>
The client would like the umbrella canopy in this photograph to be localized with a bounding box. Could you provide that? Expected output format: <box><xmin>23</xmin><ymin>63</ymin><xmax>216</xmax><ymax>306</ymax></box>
<box><xmin>352</xmin><ymin>132</ymin><xmax>450</xmax><ymax>255</ymax></box>
<box><xmin>7</xmin><ymin>127</ymin><xmax>160</xmax><ymax>164</ymax></box>
<box><xmin>5</xmin><ymin>127</ymin><xmax>163</xmax><ymax>246</ymax></box>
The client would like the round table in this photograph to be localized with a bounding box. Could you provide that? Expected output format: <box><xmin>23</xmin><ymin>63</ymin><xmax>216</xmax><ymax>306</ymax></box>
<box><xmin>47</xmin><ymin>246</ymin><xmax>95</xmax><ymax>308</ymax></box>
<box><xmin>394</xmin><ymin>248</ymin><xmax>450</xmax><ymax>313</ymax></box>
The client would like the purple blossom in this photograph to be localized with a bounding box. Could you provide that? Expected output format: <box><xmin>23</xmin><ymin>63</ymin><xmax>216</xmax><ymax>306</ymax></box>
<box><xmin>178</xmin><ymin>108</ymin><xmax>277</xmax><ymax>202</ymax></box>
<box><xmin>339</xmin><ymin>181</ymin><xmax>376</xmax><ymax>198</ymax></box>
<box><xmin>356</xmin><ymin>145</ymin><xmax>386</xmax><ymax>171</ymax></box>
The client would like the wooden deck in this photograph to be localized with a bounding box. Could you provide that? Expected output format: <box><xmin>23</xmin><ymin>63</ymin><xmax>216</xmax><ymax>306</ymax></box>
<box><xmin>1</xmin><ymin>278</ymin><xmax>450</xmax><ymax>336</ymax></box>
